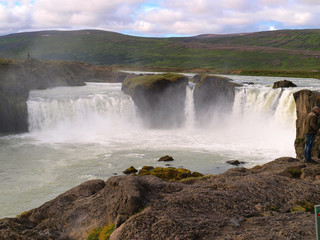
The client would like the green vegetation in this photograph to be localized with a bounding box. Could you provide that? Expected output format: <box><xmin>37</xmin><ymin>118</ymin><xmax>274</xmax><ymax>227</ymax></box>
<box><xmin>137</xmin><ymin>166</ymin><xmax>204</xmax><ymax>181</ymax></box>
<box><xmin>290</xmin><ymin>201</ymin><xmax>314</xmax><ymax>213</ymax></box>
<box><xmin>87</xmin><ymin>223</ymin><xmax>115</xmax><ymax>240</ymax></box>
<box><xmin>0</xmin><ymin>29</ymin><xmax>319</xmax><ymax>72</ymax></box>
<box><xmin>201</xmin><ymin>29</ymin><xmax>320</xmax><ymax>51</ymax></box>
<box><xmin>288</xmin><ymin>168</ymin><xmax>302</xmax><ymax>178</ymax></box>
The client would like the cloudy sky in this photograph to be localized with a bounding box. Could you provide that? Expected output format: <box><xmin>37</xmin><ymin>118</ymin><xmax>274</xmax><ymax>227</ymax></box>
<box><xmin>0</xmin><ymin>0</ymin><xmax>319</xmax><ymax>37</ymax></box>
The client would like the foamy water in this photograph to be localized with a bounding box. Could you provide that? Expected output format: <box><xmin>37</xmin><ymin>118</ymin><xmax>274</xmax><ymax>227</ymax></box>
<box><xmin>1</xmin><ymin>75</ymin><xmax>319</xmax><ymax>218</ymax></box>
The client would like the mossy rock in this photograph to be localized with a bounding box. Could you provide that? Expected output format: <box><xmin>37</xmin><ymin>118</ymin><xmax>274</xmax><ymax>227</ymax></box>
<box><xmin>122</xmin><ymin>73</ymin><xmax>186</xmax><ymax>93</ymax></box>
<box><xmin>137</xmin><ymin>166</ymin><xmax>203</xmax><ymax>181</ymax></box>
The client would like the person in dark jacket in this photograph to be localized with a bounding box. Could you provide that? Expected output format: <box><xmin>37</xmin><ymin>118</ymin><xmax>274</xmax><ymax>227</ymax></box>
<box><xmin>304</xmin><ymin>106</ymin><xmax>320</xmax><ymax>163</ymax></box>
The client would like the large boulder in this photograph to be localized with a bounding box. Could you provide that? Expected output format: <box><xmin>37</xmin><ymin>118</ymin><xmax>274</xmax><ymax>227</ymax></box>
<box><xmin>122</xmin><ymin>73</ymin><xmax>189</xmax><ymax>128</ymax></box>
<box><xmin>293</xmin><ymin>90</ymin><xmax>320</xmax><ymax>159</ymax></box>
<box><xmin>273</xmin><ymin>80</ymin><xmax>297</xmax><ymax>89</ymax></box>
<box><xmin>1</xmin><ymin>157</ymin><xmax>320</xmax><ymax>240</ymax></box>
<box><xmin>193</xmin><ymin>75</ymin><xmax>235</xmax><ymax>124</ymax></box>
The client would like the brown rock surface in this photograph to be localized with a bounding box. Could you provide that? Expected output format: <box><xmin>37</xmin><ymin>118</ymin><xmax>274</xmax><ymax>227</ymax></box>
<box><xmin>1</xmin><ymin>157</ymin><xmax>320</xmax><ymax>240</ymax></box>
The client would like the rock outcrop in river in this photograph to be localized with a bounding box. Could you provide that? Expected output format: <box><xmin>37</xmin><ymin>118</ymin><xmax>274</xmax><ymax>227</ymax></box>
<box><xmin>294</xmin><ymin>89</ymin><xmax>320</xmax><ymax>159</ymax></box>
<box><xmin>122</xmin><ymin>73</ymin><xmax>189</xmax><ymax>128</ymax></box>
<box><xmin>193</xmin><ymin>75</ymin><xmax>235</xmax><ymax>124</ymax></box>
<box><xmin>1</xmin><ymin>157</ymin><xmax>319</xmax><ymax>240</ymax></box>
<box><xmin>0</xmin><ymin>59</ymin><xmax>129</xmax><ymax>134</ymax></box>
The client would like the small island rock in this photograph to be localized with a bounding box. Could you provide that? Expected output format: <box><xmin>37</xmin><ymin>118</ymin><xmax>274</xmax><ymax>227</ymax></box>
<box><xmin>272</xmin><ymin>80</ymin><xmax>297</xmax><ymax>88</ymax></box>
<box><xmin>158</xmin><ymin>155</ymin><xmax>174</xmax><ymax>162</ymax></box>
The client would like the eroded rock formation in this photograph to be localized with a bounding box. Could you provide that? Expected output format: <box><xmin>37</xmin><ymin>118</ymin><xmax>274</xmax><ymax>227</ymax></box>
<box><xmin>122</xmin><ymin>73</ymin><xmax>189</xmax><ymax>128</ymax></box>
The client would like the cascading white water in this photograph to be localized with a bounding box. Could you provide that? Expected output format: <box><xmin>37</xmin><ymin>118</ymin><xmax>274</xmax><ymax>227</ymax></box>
<box><xmin>27</xmin><ymin>83</ymin><xmax>138</xmax><ymax>140</ymax></box>
<box><xmin>232</xmin><ymin>86</ymin><xmax>297</xmax><ymax>128</ymax></box>
<box><xmin>184</xmin><ymin>82</ymin><xmax>196</xmax><ymax>129</ymax></box>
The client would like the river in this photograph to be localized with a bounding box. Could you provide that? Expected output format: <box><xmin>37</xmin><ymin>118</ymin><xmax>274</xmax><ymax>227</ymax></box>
<box><xmin>1</xmin><ymin>74</ymin><xmax>320</xmax><ymax>218</ymax></box>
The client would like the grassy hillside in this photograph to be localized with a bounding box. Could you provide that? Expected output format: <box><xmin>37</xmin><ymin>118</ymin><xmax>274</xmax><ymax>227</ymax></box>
<box><xmin>0</xmin><ymin>29</ymin><xmax>319</xmax><ymax>71</ymax></box>
<box><xmin>198</xmin><ymin>29</ymin><xmax>320</xmax><ymax>50</ymax></box>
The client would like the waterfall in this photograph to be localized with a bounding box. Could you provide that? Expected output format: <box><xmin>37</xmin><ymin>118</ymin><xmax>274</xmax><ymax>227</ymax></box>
<box><xmin>27</xmin><ymin>82</ymin><xmax>297</xmax><ymax>136</ymax></box>
<box><xmin>184</xmin><ymin>82</ymin><xmax>196</xmax><ymax>129</ymax></box>
<box><xmin>27</xmin><ymin>83</ymin><xmax>137</xmax><ymax>133</ymax></box>
<box><xmin>232</xmin><ymin>86</ymin><xmax>296</xmax><ymax>129</ymax></box>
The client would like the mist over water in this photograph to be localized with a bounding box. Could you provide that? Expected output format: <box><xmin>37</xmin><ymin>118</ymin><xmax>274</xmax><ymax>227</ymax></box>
<box><xmin>1</xmin><ymin>76</ymin><xmax>320</xmax><ymax>218</ymax></box>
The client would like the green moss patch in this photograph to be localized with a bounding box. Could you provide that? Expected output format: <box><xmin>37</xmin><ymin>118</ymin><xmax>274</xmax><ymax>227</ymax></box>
<box><xmin>290</xmin><ymin>200</ymin><xmax>314</xmax><ymax>213</ymax></box>
<box><xmin>137</xmin><ymin>166</ymin><xmax>204</xmax><ymax>181</ymax></box>
<box><xmin>87</xmin><ymin>223</ymin><xmax>115</xmax><ymax>240</ymax></box>
<box><xmin>288</xmin><ymin>168</ymin><xmax>303</xmax><ymax>178</ymax></box>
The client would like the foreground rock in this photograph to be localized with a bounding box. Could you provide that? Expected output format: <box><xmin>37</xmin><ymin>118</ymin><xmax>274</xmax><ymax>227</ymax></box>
<box><xmin>0</xmin><ymin>59</ymin><xmax>131</xmax><ymax>134</ymax></box>
<box><xmin>122</xmin><ymin>73</ymin><xmax>189</xmax><ymax>128</ymax></box>
<box><xmin>193</xmin><ymin>75</ymin><xmax>235</xmax><ymax>124</ymax></box>
<box><xmin>294</xmin><ymin>90</ymin><xmax>320</xmax><ymax>159</ymax></box>
<box><xmin>1</xmin><ymin>157</ymin><xmax>320</xmax><ymax>240</ymax></box>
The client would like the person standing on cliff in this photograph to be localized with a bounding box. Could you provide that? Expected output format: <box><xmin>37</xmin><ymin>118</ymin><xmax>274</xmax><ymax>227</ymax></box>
<box><xmin>304</xmin><ymin>106</ymin><xmax>320</xmax><ymax>163</ymax></box>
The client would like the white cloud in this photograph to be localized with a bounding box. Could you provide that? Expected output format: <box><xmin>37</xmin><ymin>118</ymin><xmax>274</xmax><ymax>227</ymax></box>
<box><xmin>0</xmin><ymin>0</ymin><xmax>319</xmax><ymax>36</ymax></box>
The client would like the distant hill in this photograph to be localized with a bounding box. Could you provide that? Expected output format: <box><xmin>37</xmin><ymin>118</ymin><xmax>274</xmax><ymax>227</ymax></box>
<box><xmin>0</xmin><ymin>29</ymin><xmax>319</xmax><ymax>71</ymax></box>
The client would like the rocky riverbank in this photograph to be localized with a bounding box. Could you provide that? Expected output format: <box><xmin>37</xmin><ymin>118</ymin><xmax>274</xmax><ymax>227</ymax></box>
<box><xmin>1</xmin><ymin>157</ymin><xmax>320</xmax><ymax>240</ymax></box>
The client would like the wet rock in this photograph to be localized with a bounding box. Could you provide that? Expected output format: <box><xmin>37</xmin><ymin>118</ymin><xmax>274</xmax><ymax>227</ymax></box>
<box><xmin>226</xmin><ymin>160</ymin><xmax>245</xmax><ymax>166</ymax></box>
<box><xmin>158</xmin><ymin>155</ymin><xmax>174</xmax><ymax>162</ymax></box>
<box><xmin>273</xmin><ymin>80</ymin><xmax>297</xmax><ymax>88</ymax></box>
<box><xmin>123</xmin><ymin>166</ymin><xmax>138</xmax><ymax>174</ymax></box>
<box><xmin>138</xmin><ymin>166</ymin><xmax>193</xmax><ymax>181</ymax></box>
<box><xmin>191</xmin><ymin>74</ymin><xmax>202</xmax><ymax>83</ymax></box>
<box><xmin>122</xmin><ymin>73</ymin><xmax>189</xmax><ymax>128</ymax></box>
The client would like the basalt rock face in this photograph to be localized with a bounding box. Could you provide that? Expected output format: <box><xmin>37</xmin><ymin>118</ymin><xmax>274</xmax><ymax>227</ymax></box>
<box><xmin>1</xmin><ymin>157</ymin><xmax>320</xmax><ymax>240</ymax></box>
<box><xmin>0</xmin><ymin>59</ymin><xmax>130</xmax><ymax>134</ymax></box>
<box><xmin>293</xmin><ymin>90</ymin><xmax>320</xmax><ymax>159</ymax></box>
<box><xmin>193</xmin><ymin>75</ymin><xmax>235</xmax><ymax>124</ymax></box>
<box><xmin>122</xmin><ymin>73</ymin><xmax>189</xmax><ymax>128</ymax></box>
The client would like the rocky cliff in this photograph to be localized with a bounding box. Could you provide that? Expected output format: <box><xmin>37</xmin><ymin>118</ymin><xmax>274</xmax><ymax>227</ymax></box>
<box><xmin>1</xmin><ymin>157</ymin><xmax>319</xmax><ymax>240</ymax></box>
<box><xmin>0</xmin><ymin>59</ymin><xmax>129</xmax><ymax>134</ymax></box>
<box><xmin>193</xmin><ymin>75</ymin><xmax>235</xmax><ymax>124</ymax></box>
<box><xmin>293</xmin><ymin>90</ymin><xmax>320</xmax><ymax>159</ymax></box>
<box><xmin>122</xmin><ymin>73</ymin><xmax>189</xmax><ymax>128</ymax></box>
